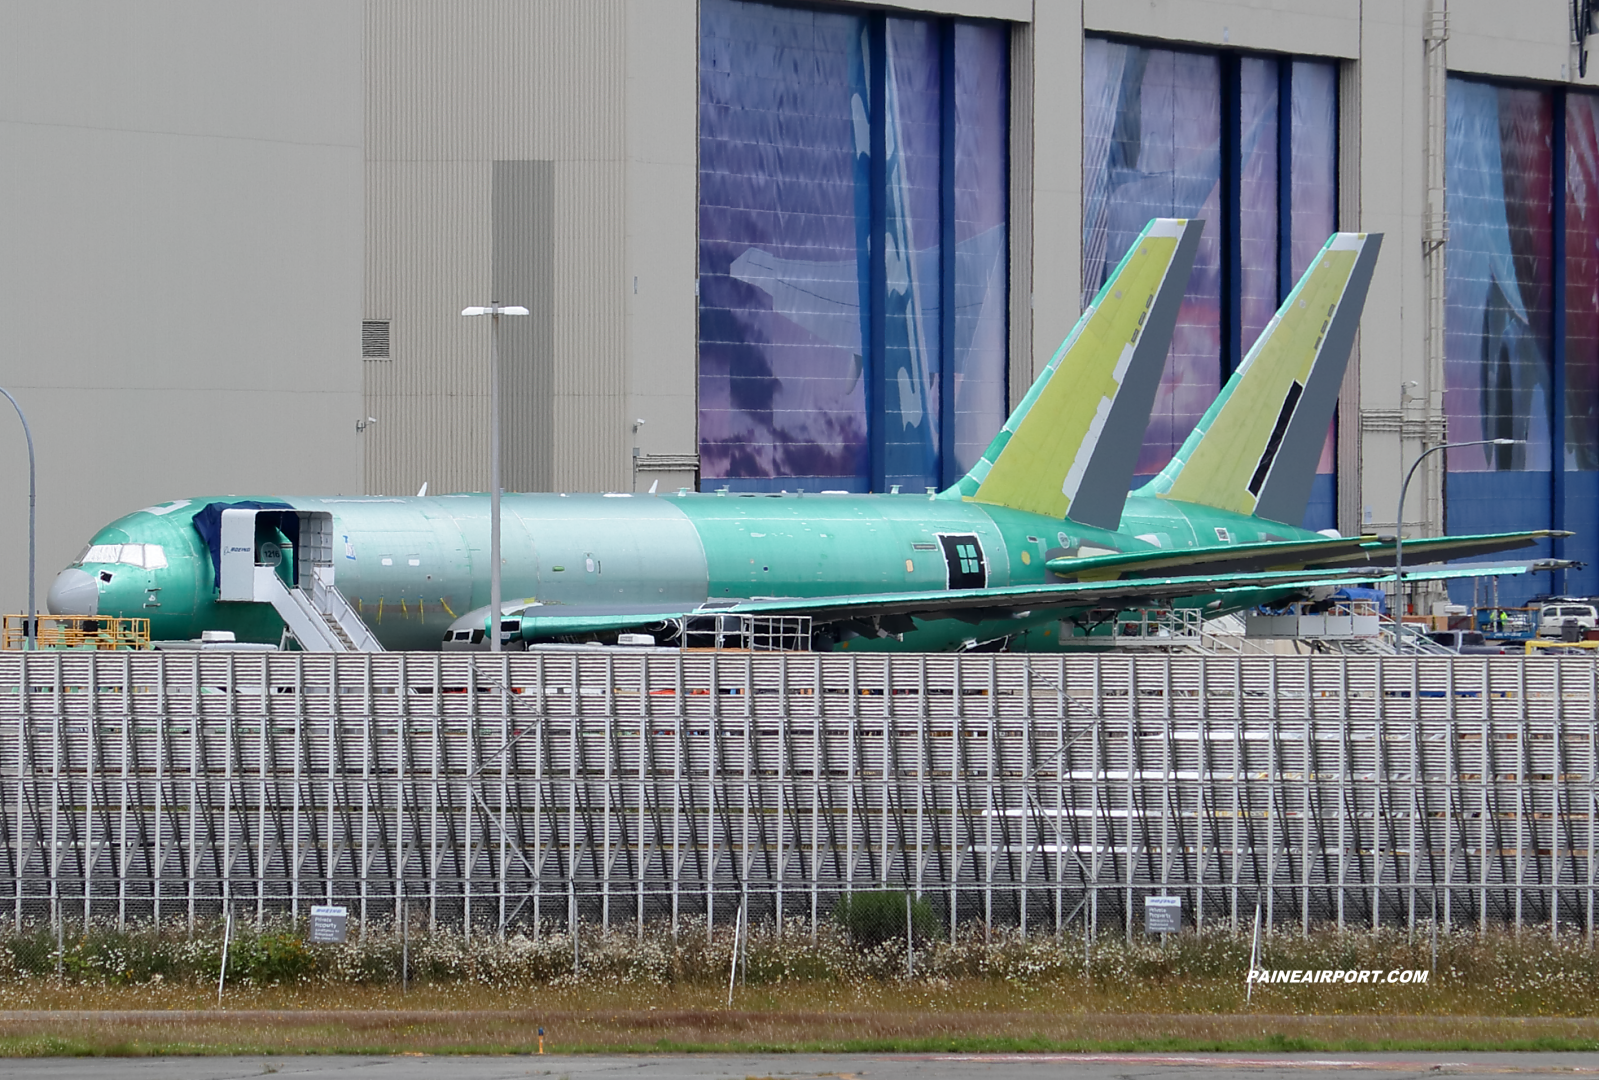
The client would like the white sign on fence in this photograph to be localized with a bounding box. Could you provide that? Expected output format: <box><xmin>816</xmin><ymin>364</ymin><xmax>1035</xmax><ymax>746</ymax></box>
<box><xmin>309</xmin><ymin>904</ymin><xmax>348</xmax><ymax>943</ymax></box>
<box><xmin>1145</xmin><ymin>895</ymin><xmax>1181</xmax><ymax>934</ymax></box>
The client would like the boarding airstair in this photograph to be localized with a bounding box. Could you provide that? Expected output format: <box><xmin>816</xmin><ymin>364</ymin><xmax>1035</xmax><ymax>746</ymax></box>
<box><xmin>217</xmin><ymin>507</ymin><xmax>383</xmax><ymax>652</ymax></box>
<box><xmin>1321</xmin><ymin>619</ymin><xmax>1453</xmax><ymax>656</ymax></box>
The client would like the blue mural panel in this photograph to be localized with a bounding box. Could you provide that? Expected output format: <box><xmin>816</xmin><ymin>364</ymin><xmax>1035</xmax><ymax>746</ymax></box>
<box><xmin>1563</xmin><ymin>471</ymin><xmax>1599</xmax><ymax>597</ymax></box>
<box><xmin>950</xmin><ymin>21</ymin><xmax>1009</xmax><ymax>481</ymax></box>
<box><xmin>699</xmin><ymin>0</ymin><xmax>871</xmax><ymax>490</ymax></box>
<box><xmin>1083</xmin><ymin>39</ymin><xmax>1222</xmax><ymax>477</ymax></box>
<box><xmin>1238</xmin><ymin>57</ymin><xmax>1279</xmax><ymax>352</ymax></box>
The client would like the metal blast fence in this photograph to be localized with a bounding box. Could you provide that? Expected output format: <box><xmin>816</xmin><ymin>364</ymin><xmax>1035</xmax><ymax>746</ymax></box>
<box><xmin>0</xmin><ymin>651</ymin><xmax>1596</xmax><ymax>942</ymax></box>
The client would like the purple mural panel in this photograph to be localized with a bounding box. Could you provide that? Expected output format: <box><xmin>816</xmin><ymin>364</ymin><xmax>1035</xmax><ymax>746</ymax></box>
<box><xmin>1290</xmin><ymin>62</ymin><xmax>1338</xmax><ymax>280</ymax></box>
<box><xmin>881</xmin><ymin>17</ymin><xmax>943</xmax><ymax>489</ymax></box>
<box><xmin>1568</xmin><ymin>92</ymin><xmax>1599</xmax><ymax>471</ymax></box>
<box><xmin>699</xmin><ymin>2</ymin><xmax>1010</xmax><ymax>491</ymax></box>
<box><xmin>1082</xmin><ymin>39</ymin><xmax>1222</xmax><ymax>477</ymax></box>
<box><xmin>951</xmin><ymin>21</ymin><xmax>1009</xmax><ymax>478</ymax></box>
<box><xmin>1238</xmin><ymin>57</ymin><xmax>1279</xmax><ymax>352</ymax></box>
<box><xmin>698</xmin><ymin>0</ymin><xmax>871</xmax><ymax>488</ymax></box>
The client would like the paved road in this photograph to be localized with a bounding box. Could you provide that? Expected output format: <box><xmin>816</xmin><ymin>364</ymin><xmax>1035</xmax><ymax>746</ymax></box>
<box><xmin>8</xmin><ymin>1053</ymin><xmax>1599</xmax><ymax>1080</ymax></box>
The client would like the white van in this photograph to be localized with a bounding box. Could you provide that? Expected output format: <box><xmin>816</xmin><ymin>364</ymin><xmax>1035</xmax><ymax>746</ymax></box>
<box><xmin>1536</xmin><ymin>602</ymin><xmax>1598</xmax><ymax>639</ymax></box>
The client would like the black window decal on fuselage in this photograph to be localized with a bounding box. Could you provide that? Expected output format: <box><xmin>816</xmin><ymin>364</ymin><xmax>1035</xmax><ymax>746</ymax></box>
<box><xmin>938</xmin><ymin>533</ymin><xmax>987</xmax><ymax>589</ymax></box>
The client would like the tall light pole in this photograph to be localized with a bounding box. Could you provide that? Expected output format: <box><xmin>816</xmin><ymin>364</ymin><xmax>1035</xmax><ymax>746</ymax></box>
<box><xmin>1394</xmin><ymin>437</ymin><xmax>1519</xmax><ymax>646</ymax></box>
<box><xmin>462</xmin><ymin>303</ymin><xmax>530</xmax><ymax>652</ymax></box>
<box><xmin>0</xmin><ymin>389</ymin><xmax>36</xmax><ymax>651</ymax></box>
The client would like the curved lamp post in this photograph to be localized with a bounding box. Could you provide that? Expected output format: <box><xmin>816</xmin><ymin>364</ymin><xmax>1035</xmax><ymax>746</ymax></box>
<box><xmin>462</xmin><ymin>303</ymin><xmax>529</xmax><ymax>653</ymax></box>
<box><xmin>1394</xmin><ymin>437</ymin><xmax>1519</xmax><ymax>648</ymax></box>
<box><xmin>0</xmin><ymin>388</ymin><xmax>35</xmax><ymax>651</ymax></box>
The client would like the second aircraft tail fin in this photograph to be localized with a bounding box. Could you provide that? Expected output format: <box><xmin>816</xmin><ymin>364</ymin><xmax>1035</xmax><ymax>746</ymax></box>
<box><xmin>1143</xmin><ymin>231</ymin><xmax>1382</xmax><ymax>525</ymax></box>
<box><xmin>950</xmin><ymin>217</ymin><xmax>1203</xmax><ymax>528</ymax></box>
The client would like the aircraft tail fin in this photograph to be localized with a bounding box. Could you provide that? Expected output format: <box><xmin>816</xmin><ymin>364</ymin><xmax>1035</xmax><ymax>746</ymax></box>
<box><xmin>1145</xmin><ymin>231</ymin><xmax>1382</xmax><ymax>524</ymax></box>
<box><xmin>949</xmin><ymin>218</ymin><xmax>1203</xmax><ymax>528</ymax></box>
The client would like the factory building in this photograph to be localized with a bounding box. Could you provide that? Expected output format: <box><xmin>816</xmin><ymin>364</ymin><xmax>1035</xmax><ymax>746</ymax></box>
<box><xmin>3</xmin><ymin>1</ymin><xmax>1597</xmax><ymax>616</ymax></box>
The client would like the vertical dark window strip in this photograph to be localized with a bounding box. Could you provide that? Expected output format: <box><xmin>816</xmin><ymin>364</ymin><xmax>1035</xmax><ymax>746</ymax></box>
<box><xmin>868</xmin><ymin>14</ymin><xmax>888</xmax><ymax>493</ymax></box>
<box><xmin>1330</xmin><ymin>62</ymin><xmax>1341</xmax><ymax>230</ymax></box>
<box><xmin>1221</xmin><ymin>54</ymin><xmax>1242</xmax><ymax>378</ymax></box>
<box><xmin>1552</xmin><ymin>87</ymin><xmax>1568</xmax><ymax>578</ymax></box>
<box><xmin>938</xmin><ymin>19</ymin><xmax>958</xmax><ymax>489</ymax></box>
<box><xmin>1276</xmin><ymin>59</ymin><xmax>1294</xmax><ymax>304</ymax></box>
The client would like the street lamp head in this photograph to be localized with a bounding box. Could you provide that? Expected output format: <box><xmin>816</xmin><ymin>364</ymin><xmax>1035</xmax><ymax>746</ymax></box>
<box><xmin>1491</xmin><ymin>438</ymin><xmax>1520</xmax><ymax>446</ymax></box>
<box><xmin>461</xmin><ymin>305</ymin><xmax>530</xmax><ymax>317</ymax></box>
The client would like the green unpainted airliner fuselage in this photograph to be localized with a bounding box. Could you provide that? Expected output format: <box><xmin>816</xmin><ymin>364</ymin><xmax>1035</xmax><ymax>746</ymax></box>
<box><xmin>61</xmin><ymin>489</ymin><xmax>1317</xmax><ymax>651</ymax></box>
<box><xmin>52</xmin><ymin>222</ymin><xmax>1415</xmax><ymax>650</ymax></box>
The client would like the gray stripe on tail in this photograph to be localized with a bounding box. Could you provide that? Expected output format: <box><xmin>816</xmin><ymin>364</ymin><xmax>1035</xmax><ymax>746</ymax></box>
<box><xmin>1065</xmin><ymin>219</ymin><xmax>1204</xmax><ymax>530</ymax></box>
<box><xmin>1252</xmin><ymin>233</ymin><xmax>1383</xmax><ymax>525</ymax></box>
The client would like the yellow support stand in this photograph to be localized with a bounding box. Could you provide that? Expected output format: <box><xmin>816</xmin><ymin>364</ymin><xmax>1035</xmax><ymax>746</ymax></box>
<box><xmin>1523</xmin><ymin>638</ymin><xmax>1599</xmax><ymax>655</ymax></box>
<box><xmin>2</xmin><ymin>614</ymin><xmax>150</xmax><ymax>650</ymax></box>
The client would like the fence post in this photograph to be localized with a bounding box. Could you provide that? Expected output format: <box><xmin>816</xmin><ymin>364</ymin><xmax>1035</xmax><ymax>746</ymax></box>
<box><xmin>217</xmin><ymin>906</ymin><xmax>232</xmax><ymax>1006</ymax></box>
<box><xmin>906</xmin><ymin>890</ymin><xmax>914</xmax><ymax>979</ymax></box>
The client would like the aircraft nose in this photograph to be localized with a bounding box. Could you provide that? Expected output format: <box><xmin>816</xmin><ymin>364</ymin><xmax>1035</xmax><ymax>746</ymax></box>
<box><xmin>47</xmin><ymin>567</ymin><xmax>99</xmax><ymax>616</ymax></box>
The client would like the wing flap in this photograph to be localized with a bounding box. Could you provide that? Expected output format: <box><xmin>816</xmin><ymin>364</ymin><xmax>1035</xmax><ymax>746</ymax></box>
<box><xmin>1045</xmin><ymin>530</ymin><xmax>1565</xmax><ymax>581</ymax></box>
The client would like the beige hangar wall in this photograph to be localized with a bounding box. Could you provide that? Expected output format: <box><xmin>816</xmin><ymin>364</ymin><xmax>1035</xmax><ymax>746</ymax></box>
<box><xmin>364</xmin><ymin>0</ymin><xmax>702</xmax><ymax>499</ymax></box>
<box><xmin>0</xmin><ymin>0</ymin><xmax>364</xmax><ymax>620</ymax></box>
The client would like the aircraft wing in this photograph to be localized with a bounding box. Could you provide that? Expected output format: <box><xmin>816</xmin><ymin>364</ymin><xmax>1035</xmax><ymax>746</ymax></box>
<box><xmin>1045</xmin><ymin>529</ymin><xmax>1568</xmax><ymax>581</ymax></box>
<box><xmin>717</xmin><ymin>560</ymin><xmax>1577</xmax><ymax>628</ymax></box>
<box><xmin>492</xmin><ymin>551</ymin><xmax>1572</xmax><ymax>643</ymax></box>
<box><xmin>501</xmin><ymin>563</ymin><xmax>1537</xmax><ymax>641</ymax></box>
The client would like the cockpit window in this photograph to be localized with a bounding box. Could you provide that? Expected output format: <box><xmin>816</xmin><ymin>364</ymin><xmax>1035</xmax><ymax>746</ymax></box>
<box><xmin>80</xmin><ymin>543</ymin><xmax>166</xmax><ymax>569</ymax></box>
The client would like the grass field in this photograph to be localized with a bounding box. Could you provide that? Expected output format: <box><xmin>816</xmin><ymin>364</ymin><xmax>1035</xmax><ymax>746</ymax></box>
<box><xmin>2</xmin><ymin>915</ymin><xmax>1599</xmax><ymax>1055</ymax></box>
<box><xmin>3</xmin><ymin>987</ymin><xmax>1599</xmax><ymax>1057</ymax></box>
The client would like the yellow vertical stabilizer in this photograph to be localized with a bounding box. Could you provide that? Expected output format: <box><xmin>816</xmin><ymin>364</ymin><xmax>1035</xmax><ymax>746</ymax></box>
<box><xmin>952</xmin><ymin>218</ymin><xmax>1203</xmax><ymax>528</ymax></box>
<box><xmin>1151</xmin><ymin>232</ymin><xmax>1382</xmax><ymax>524</ymax></box>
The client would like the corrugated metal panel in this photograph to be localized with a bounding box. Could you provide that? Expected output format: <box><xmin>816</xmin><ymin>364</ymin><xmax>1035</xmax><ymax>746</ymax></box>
<box><xmin>493</xmin><ymin>160</ymin><xmax>555</xmax><ymax>493</ymax></box>
<box><xmin>364</xmin><ymin>1</ymin><xmax>628</xmax><ymax>497</ymax></box>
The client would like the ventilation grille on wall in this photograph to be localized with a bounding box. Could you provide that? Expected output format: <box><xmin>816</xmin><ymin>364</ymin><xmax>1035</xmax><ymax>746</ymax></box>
<box><xmin>362</xmin><ymin>320</ymin><xmax>391</xmax><ymax>359</ymax></box>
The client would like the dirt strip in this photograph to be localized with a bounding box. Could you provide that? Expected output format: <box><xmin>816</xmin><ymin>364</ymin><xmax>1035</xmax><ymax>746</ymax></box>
<box><xmin>1</xmin><ymin>1009</ymin><xmax>1599</xmax><ymax>1055</ymax></box>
